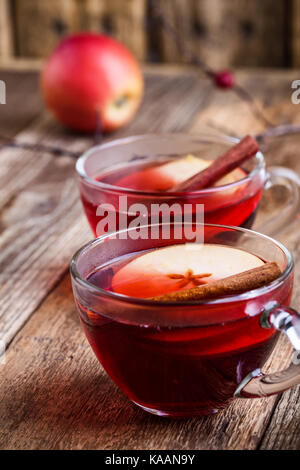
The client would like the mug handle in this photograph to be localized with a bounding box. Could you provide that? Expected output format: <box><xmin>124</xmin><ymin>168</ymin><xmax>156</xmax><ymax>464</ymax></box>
<box><xmin>255</xmin><ymin>166</ymin><xmax>300</xmax><ymax>236</ymax></box>
<box><xmin>235</xmin><ymin>303</ymin><xmax>300</xmax><ymax>398</ymax></box>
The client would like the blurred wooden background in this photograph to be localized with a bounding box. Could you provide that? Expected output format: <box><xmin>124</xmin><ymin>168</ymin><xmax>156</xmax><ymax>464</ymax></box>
<box><xmin>1</xmin><ymin>0</ymin><xmax>300</xmax><ymax>68</ymax></box>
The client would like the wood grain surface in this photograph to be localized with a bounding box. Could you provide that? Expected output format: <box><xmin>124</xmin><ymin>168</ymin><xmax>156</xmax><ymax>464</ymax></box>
<box><xmin>291</xmin><ymin>0</ymin><xmax>300</xmax><ymax>67</ymax></box>
<box><xmin>0</xmin><ymin>0</ymin><xmax>13</xmax><ymax>61</ymax></box>
<box><xmin>1</xmin><ymin>0</ymin><xmax>295</xmax><ymax>67</ymax></box>
<box><xmin>0</xmin><ymin>70</ymin><xmax>42</xmax><ymax>136</ymax></box>
<box><xmin>156</xmin><ymin>0</ymin><xmax>287</xmax><ymax>67</ymax></box>
<box><xmin>13</xmin><ymin>0</ymin><xmax>147</xmax><ymax>60</ymax></box>
<box><xmin>0</xmin><ymin>66</ymin><xmax>299</xmax><ymax>449</ymax></box>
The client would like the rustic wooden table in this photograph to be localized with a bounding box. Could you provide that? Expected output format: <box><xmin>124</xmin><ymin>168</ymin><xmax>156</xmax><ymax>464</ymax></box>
<box><xmin>0</xmin><ymin>66</ymin><xmax>299</xmax><ymax>450</ymax></box>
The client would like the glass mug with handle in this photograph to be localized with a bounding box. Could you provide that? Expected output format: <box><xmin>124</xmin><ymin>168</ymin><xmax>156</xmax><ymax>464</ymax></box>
<box><xmin>76</xmin><ymin>133</ymin><xmax>300</xmax><ymax>238</ymax></box>
<box><xmin>70</xmin><ymin>222</ymin><xmax>300</xmax><ymax>417</ymax></box>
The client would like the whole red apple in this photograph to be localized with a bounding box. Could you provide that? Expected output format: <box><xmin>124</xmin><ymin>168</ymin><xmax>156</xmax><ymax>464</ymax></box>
<box><xmin>41</xmin><ymin>33</ymin><xmax>144</xmax><ymax>133</ymax></box>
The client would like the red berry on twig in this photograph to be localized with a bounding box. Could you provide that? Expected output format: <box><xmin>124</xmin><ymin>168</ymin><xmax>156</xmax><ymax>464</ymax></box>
<box><xmin>213</xmin><ymin>70</ymin><xmax>235</xmax><ymax>89</ymax></box>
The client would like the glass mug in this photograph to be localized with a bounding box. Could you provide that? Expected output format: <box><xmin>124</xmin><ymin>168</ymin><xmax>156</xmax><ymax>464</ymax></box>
<box><xmin>70</xmin><ymin>223</ymin><xmax>300</xmax><ymax>417</ymax></box>
<box><xmin>76</xmin><ymin>134</ymin><xmax>300</xmax><ymax>238</ymax></box>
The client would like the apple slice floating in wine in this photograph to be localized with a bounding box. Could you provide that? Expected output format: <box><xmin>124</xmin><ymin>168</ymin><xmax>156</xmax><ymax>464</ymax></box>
<box><xmin>112</xmin><ymin>244</ymin><xmax>265</xmax><ymax>298</ymax></box>
<box><xmin>116</xmin><ymin>154</ymin><xmax>246</xmax><ymax>192</ymax></box>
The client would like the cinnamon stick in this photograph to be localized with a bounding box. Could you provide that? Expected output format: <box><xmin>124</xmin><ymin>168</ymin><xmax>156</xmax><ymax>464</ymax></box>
<box><xmin>170</xmin><ymin>135</ymin><xmax>259</xmax><ymax>192</ymax></box>
<box><xmin>149</xmin><ymin>262</ymin><xmax>281</xmax><ymax>302</ymax></box>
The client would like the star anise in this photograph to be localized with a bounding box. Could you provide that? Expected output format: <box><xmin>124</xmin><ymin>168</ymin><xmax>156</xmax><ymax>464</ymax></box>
<box><xmin>167</xmin><ymin>269</ymin><xmax>212</xmax><ymax>288</ymax></box>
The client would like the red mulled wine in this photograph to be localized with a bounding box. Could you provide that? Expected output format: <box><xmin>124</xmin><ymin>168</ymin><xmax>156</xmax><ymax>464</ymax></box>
<box><xmin>76</xmin><ymin>243</ymin><xmax>291</xmax><ymax>417</ymax></box>
<box><xmin>80</xmin><ymin>157</ymin><xmax>263</xmax><ymax>237</ymax></box>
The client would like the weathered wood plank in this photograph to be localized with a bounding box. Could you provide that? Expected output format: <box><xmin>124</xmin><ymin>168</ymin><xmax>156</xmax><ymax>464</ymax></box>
<box><xmin>0</xmin><ymin>0</ymin><xmax>13</xmax><ymax>60</ymax></box>
<box><xmin>14</xmin><ymin>0</ymin><xmax>77</xmax><ymax>58</ymax></box>
<box><xmin>0</xmin><ymin>58</ymin><xmax>43</xmax><ymax>70</ymax></box>
<box><xmin>0</xmin><ymin>70</ymin><xmax>42</xmax><ymax>137</ymax></box>
<box><xmin>13</xmin><ymin>0</ymin><xmax>147</xmax><ymax>60</ymax></box>
<box><xmin>259</xmin><ymin>382</ymin><xmax>300</xmax><ymax>449</ymax></box>
<box><xmin>72</xmin><ymin>0</ymin><xmax>147</xmax><ymax>59</ymax></box>
<box><xmin>74</xmin><ymin>0</ymin><xmax>106</xmax><ymax>31</ymax></box>
<box><xmin>153</xmin><ymin>0</ymin><xmax>193</xmax><ymax>64</ymax></box>
<box><xmin>106</xmin><ymin>0</ymin><xmax>147</xmax><ymax>60</ymax></box>
<box><xmin>156</xmin><ymin>0</ymin><xmax>287</xmax><ymax>67</ymax></box>
<box><xmin>0</xmin><ymin>0</ymin><xmax>295</xmax><ymax>67</ymax></box>
<box><xmin>189</xmin><ymin>69</ymin><xmax>300</xmax><ymax>138</ymax></box>
<box><xmin>291</xmin><ymin>0</ymin><xmax>300</xmax><ymax>67</ymax></box>
<box><xmin>197</xmin><ymin>0</ymin><xmax>287</xmax><ymax>68</ymax></box>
